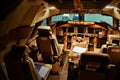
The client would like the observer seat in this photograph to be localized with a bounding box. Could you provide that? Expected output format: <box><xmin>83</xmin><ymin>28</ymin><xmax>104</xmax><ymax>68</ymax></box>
<box><xmin>4</xmin><ymin>45</ymin><xmax>52</xmax><ymax>80</ymax></box>
<box><xmin>68</xmin><ymin>52</ymin><xmax>110</xmax><ymax>80</ymax></box>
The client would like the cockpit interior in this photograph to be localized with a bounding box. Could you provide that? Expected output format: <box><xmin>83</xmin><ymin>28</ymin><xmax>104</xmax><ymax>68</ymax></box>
<box><xmin>0</xmin><ymin>0</ymin><xmax>120</xmax><ymax>80</ymax></box>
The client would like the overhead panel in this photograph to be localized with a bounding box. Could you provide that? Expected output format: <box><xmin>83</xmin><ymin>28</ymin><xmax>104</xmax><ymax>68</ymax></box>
<box><xmin>44</xmin><ymin>0</ymin><xmax>112</xmax><ymax>14</ymax></box>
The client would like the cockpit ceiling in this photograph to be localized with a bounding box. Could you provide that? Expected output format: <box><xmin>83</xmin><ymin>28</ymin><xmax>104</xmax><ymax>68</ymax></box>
<box><xmin>44</xmin><ymin>0</ymin><xmax>112</xmax><ymax>3</ymax></box>
<box><xmin>0</xmin><ymin>0</ymin><xmax>112</xmax><ymax>21</ymax></box>
<box><xmin>101</xmin><ymin>0</ymin><xmax>120</xmax><ymax>20</ymax></box>
<box><xmin>0</xmin><ymin>0</ymin><xmax>60</xmax><ymax>36</ymax></box>
<box><xmin>0</xmin><ymin>0</ymin><xmax>118</xmax><ymax>36</ymax></box>
<box><xmin>44</xmin><ymin>0</ymin><xmax>111</xmax><ymax>13</ymax></box>
<box><xmin>0</xmin><ymin>0</ymin><xmax>22</xmax><ymax>20</ymax></box>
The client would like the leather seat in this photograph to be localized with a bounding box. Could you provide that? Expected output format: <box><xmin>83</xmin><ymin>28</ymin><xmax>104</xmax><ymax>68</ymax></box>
<box><xmin>106</xmin><ymin>46</ymin><xmax>120</xmax><ymax>80</ymax></box>
<box><xmin>4</xmin><ymin>45</ymin><xmax>51</xmax><ymax>80</ymax></box>
<box><xmin>78</xmin><ymin>53</ymin><xmax>110</xmax><ymax>80</ymax></box>
<box><xmin>68</xmin><ymin>52</ymin><xmax>110</xmax><ymax>80</ymax></box>
<box><xmin>36</xmin><ymin>26</ymin><xmax>63</xmax><ymax>64</ymax></box>
<box><xmin>107</xmin><ymin>46</ymin><xmax>120</xmax><ymax>65</ymax></box>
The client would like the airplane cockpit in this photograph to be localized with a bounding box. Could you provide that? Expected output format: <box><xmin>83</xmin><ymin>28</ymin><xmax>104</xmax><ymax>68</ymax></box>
<box><xmin>0</xmin><ymin>0</ymin><xmax>120</xmax><ymax>80</ymax></box>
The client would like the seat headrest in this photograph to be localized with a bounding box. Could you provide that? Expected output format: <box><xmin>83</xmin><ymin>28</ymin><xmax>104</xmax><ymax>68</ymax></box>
<box><xmin>80</xmin><ymin>53</ymin><xmax>110</xmax><ymax>66</ymax></box>
<box><xmin>8</xmin><ymin>45</ymin><xmax>29</xmax><ymax>59</ymax></box>
<box><xmin>38</xmin><ymin>26</ymin><xmax>52</xmax><ymax>36</ymax></box>
<box><xmin>107</xmin><ymin>46</ymin><xmax>120</xmax><ymax>64</ymax></box>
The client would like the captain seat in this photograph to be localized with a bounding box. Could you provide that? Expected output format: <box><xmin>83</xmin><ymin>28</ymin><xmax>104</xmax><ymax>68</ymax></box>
<box><xmin>36</xmin><ymin>26</ymin><xmax>63</xmax><ymax>64</ymax></box>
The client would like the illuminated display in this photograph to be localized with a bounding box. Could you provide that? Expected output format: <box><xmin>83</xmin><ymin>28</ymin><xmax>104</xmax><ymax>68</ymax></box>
<box><xmin>68</xmin><ymin>21</ymin><xmax>95</xmax><ymax>25</ymax></box>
